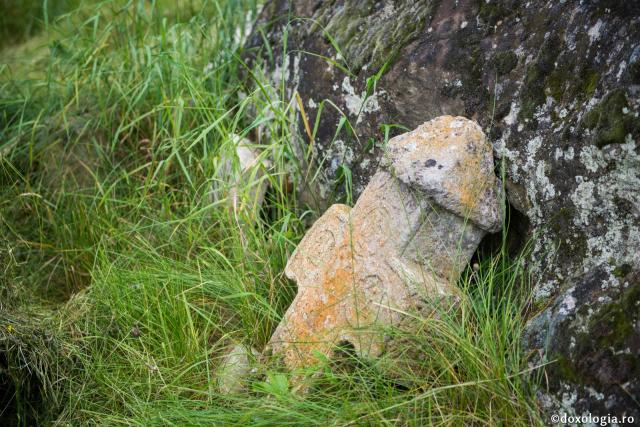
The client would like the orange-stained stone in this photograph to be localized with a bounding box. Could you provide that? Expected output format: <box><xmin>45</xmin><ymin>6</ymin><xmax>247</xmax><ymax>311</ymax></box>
<box><xmin>267</xmin><ymin>116</ymin><xmax>503</xmax><ymax>371</ymax></box>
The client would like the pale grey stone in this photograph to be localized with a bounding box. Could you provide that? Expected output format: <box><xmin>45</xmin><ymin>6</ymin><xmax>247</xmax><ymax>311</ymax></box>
<box><xmin>217</xmin><ymin>343</ymin><xmax>259</xmax><ymax>394</ymax></box>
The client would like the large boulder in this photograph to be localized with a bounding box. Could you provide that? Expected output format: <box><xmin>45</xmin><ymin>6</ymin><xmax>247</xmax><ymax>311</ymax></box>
<box><xmin>244</xmin><ymin>0</ymin><xmax>640</xmax><ymax>420</ymax></box>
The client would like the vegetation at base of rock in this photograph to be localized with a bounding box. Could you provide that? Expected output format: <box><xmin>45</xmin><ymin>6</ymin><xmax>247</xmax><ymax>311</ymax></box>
<box><xmin>0</xmin><ymin>311</ymin><xmax>75</xmax><ymax>426</ymax></box>
<box><xmin>1</xmin><ymin>1</ymin><xmax>541</xmax><ymax>425</ymax></box>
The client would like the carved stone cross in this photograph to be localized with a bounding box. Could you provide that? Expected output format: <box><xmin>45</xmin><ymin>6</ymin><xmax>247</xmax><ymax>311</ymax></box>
<box><xmin>267</xmin><ymin>116</ymin><xmax>503</xmax><ymax>370</ymax></box>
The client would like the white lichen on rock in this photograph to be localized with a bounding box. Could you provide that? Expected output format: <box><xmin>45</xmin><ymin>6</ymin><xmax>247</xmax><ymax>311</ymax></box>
<box><xmin>341</xmin><ymin>76</ymin><xmax>383</xmax><ymax>122</ymax></box>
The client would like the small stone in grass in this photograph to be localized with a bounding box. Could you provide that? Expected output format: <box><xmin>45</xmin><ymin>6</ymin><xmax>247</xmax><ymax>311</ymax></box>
<box><xmin>217</xmin><ymin>343</ymin><xmax>260</xmax><ymax>394</ymax></box>
<box><xmin>131</xmin><ymin>325</ymin><xmax>140</xmax><ymax>338</ymax></box>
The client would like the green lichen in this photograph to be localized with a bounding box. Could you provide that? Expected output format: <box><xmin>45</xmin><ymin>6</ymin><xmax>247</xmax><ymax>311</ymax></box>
<box><xmin>320</xmin><ymin>0</ymin><xmax>436</xmax><ymax>72</ymax></box>
<box><xmin>518</xmin><ymin>35</ymin><xmax>561</xmax><ymax>122</ymax></box>
<box><xmin>551</xmin><ymin>281</ymin><xmax>640</xmax><ymax>388</ymax></box>
<box><xmin>582</xmin><ymin>89</ymin><xmax>640</xmax><ymax>148</ymax></box>
<box><xmin>477</xmin><ymin>1</ymin><xmax>510</xmax><ymax>26</ymax></box>
<box><xmin>492</xmin><ymin>51</ymin><xmax>518</xmax><ymax>75</ymax></box>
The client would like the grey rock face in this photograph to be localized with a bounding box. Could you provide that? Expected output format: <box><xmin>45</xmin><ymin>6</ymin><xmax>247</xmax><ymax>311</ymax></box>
<box><xmin>244</xmin><ymin>0</ymin><xmax>640</xmax><ymax>419</ymax></box>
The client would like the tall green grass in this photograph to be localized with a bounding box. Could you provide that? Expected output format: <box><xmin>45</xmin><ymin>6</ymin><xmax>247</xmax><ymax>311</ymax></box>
<box><xmin>0</xmin><ymin>0</ymin><xmax>84</xmax><ymax>50</ymax></box>
<box><xmin>1</xmin><ymin>1</ymin><xmax>542</xmax><ymax>425</ymax></box>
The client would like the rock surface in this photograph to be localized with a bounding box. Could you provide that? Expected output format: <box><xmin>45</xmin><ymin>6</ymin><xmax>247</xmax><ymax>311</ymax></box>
<box><xmin>267</xmin><ymin>116</ymin><xmax>502</xmax><ymax>370</ymax></box>
<box><xmin>245</xmin><ymin>0</ymin><xmax>640</xmax><ymax>419</ymax></box>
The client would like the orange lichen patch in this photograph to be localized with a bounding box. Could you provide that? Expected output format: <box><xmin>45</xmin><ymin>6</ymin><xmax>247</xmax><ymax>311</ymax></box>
<box><xmin>443</xmin><ymin>122</ymin><xmax>493</xmax><ymax>217</ymax></box>
<box><xmin>270</xmin><ymin>205</ymin><xmax>353</xmax><ymax>368</ymax></box>
<box><xmin>443</xmin><ymin>151</ymin><xmax>489</xmax><ymax>216</ymax></box>
<box><xmin>272</xmin><ymin>222</ymin><xmax>387</xmax><ymax>369</ymax></box>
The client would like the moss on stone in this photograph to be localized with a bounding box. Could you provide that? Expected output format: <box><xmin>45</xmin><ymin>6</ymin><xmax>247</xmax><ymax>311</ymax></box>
<box><xmin>478</xmin><ymin>1</ymin><xmax>510</xmax><ymax>26</ymax></box>
<box><xmin>589</xmin><ymin>0</ymin><xmax>640</xmax><ymax>17</ymax></box>
<box><xmin>546</xmin><ymin>70</ymin><xmax>566</xmax><ymax>102</ymax></box>
<box><xmin>581</xmin><ymin>69</ymin><xmax>599</xmax><ymax>98</ymax></box>
<box><xmin>550</xmin><ymin>279</ymin><xmax>640</xmax><ymax>390</ymax></box>
<box><xmin>442</xmin><ymin>37</ymin><xmax>490</xmax><ymax>115</ymax></box>
<box><xmin>612</xmin><ymin>263</ymin><xmax>632</xmax><ymax>278</ymax></box>
<box><xmin>519</xmin><ymin>34</ymin><xmax>600</xmax><ymax>121</ymax></box>
<box><xmin>583</xmin><ymin>89</ymin><xmax>640</xmax><ymax>148</ymax></box>
<box><xmin>555</xmin><ymin>354</ymin><xmax>582</xmax><ymax>384</ymax></box>
<box><xmin>321</xmin><ymin>0</ymin><xmax>436</xmax><ymax>72</ymax></box>
<box><xmin>518</xmin><ymin>35</ymin><xmax>561</xmax><ymax>122</ymax></box>
<box><xmin>537</xmin><ymin>50</ymin><xmax>599</xmax><ymax>106</ymax></box>
<box><xmin>549</xmin><ymin>207</ymin><xmax>573</xmax><ymax>234</ymax></box>
<box><xmin>518</xmin><ymin>66</ymin><xmax>544</xmax><ymax>121</ymax></box>
<box><xmin>589</xmin><ymin>281</ymin><xmax>640</xmax><ymax>348</ymax></box>
<box><xmin>568</xmin><ymin>229</ymin><xmax>589</xmax><ymax>258</ymax></box>
<box><xmin>492</xmin><ymin>51</ymin><xmax>518</xmax><ymax>75</ymax></box>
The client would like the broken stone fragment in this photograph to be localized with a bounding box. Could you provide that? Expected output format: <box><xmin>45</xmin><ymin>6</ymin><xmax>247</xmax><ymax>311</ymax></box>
<box><xmin>217</xmin><ymin>343</ymin><xmax>260</xmax><ymax>394</ymax></box>
<box><xmin>210</xmin><ymin>135</ymin><xmax>270</xmax><ymax>220</ymax></box>
<box><xmin>267</xmin><ymin>115</ymin><xmax>503</xmax><ymax>371</ymax></box>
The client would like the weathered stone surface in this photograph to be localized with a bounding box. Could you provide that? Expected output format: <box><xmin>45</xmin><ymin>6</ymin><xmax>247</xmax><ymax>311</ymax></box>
<box><xmin>217</xmin><ymin>344</ymin><xmax>259</xmax><ymax>394</ymax></box>
<box><xmin>267</xmin><ymin>116</ymin><xmax>502</xmax><ymax>370</ymax></box>
<box><xmin>245</xmin><ymin>0</ymin><xmax>640</xmax><ymax>418</ymax></box>
<box><xmin>523</xmin><ymin>266</ymin><xmax>640</xmax><ymax>419</ymax></box>
<box><xmin>210</xmin><ymin>135</ymin><xmax>270</xmax><ymax>219</ymax></box>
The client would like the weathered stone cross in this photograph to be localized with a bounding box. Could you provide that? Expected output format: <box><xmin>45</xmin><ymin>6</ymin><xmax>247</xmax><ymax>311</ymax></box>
<box><xmin>267</xmin><ymin>116</ymin><xmax>504</xmax><ymax>370</ymax></box>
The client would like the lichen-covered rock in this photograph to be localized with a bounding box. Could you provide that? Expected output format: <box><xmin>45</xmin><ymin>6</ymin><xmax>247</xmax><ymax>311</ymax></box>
<box><xmin>523</xmin><ymin>266</ymin><xmax>640</xmax><ymax>419</ymax></box>
<box><xmin>244</xmin><ymin>0</ymin><xmax>640</xmax><ymax>419</ymax></box>
<box><xmin>267</xmin><ymin>116</ymin><xmax>502</xmax><ymax>371</ymax></box>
